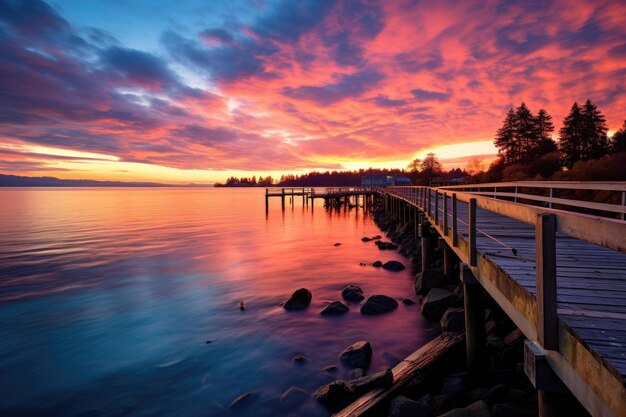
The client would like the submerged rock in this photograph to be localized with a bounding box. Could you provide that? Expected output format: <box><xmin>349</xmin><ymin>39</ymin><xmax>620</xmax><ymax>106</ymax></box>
<box><xmin>372</xmin><ymin>260</ymin><xmax>383</xmax><ymax>267</ymax></box>
<box><xmin>334</xmin><ymin>242</ymin><xmax>342</xmax><ymax>246</ymax></box>
<box><xmin>280</xmin><ymin>386</ymin><xmax>308</xmax><ymax>409</ymax></box>
<box><xmin>382</xmin><ymin>260</ymin><xmax>405</xmax><ymax>271</ymax></box>
<box><xmin>342</xmin><ymin>285</ymin><xmax>365</xmax><ymax>302</ymax></box>
<box><xmin>293</xmin><ymin>354</ymin><xmax>306</xmax><ymax>362</ymax></box>
<box><xmin>388</xmin><ymin>395</ymin><xmax>432</xmax><ymax>417</ymax></box>
<box><xmin>229</xmin><ymin>392</ymin><xmax>257</xmax><ymax>410</ymax></box>
<box><xmin>348</xmin><ymin>368</ymin><xmax>364</xmax><ymax>379</ymax></box>
<box><xmin>339</xmin><ymin>340</ymin><xmax>372</xmax><ymax>369</ymax></box>
<box><xmin>361</xmin><ymin>236</ymin><xmax>372</xmax><ymax>242</ymax></box>
<box><xmin>375</xmin><ymin>241</ymin><xmax>399</xmax><ymax>250</ymax></box>
<box><xmin>361</xmin><ymin>295</ymin><xmax>398</xmax><ymax>315</ymax></box>
<box><xmin>283</xmin><ymin>288</ymin><xmax>312</xmax><ymax>310</ymax></box>
<box><xmin>402</xmin><ymin>297</ymin><xmax>416</xmax><ymax>305</ymax></box>
<box><xmin>320</xmin><ymin>301</ymin><xmax>350</xmax><ymax>315</ymax></box>
<box><xmin>421</xmin><ymin>288</ymin><xmax>454</xmax><ymax>321</ymax></box>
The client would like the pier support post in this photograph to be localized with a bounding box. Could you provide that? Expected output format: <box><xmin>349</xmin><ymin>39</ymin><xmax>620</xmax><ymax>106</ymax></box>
<box><xmin>419</xmin><ymin>223</ymin><xmax>431</xmax><ymax>271</ymax></box>
<box><xmin>265</xmin><ymin>188</ymin><xmax>269</xmax><ymax>213</ymax></box>
<box><xmin>281</xmin><ymin>189</ymin><xmax>285</xmax><ymax>211</ymax></box>
<box><xmin>439</xmin><ymin>237</ymin><xmax>457</xmax><ymax>281</ymax></box>
<box><xmin>461</xmin><ymin>263</ymin><xmax>487</xmax><ymax>382</ymax></box>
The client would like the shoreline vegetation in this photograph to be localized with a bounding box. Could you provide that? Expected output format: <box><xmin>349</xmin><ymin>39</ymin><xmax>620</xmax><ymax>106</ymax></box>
<box><xmin>285</xmin><ymin>201</ymin><xmax>585</xmax><ymax>417</ymax></box>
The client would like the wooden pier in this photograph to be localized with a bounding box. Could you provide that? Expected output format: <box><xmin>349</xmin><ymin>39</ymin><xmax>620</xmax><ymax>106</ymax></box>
<box><xmin>264</xmin><ymin>187</ymin><xmax>376</xmax><ymax>211</ymax></box>
<box><xmin>380</xmin><ymin>182</ymin><xmax>626</xmax><ymax>417</ymax></box>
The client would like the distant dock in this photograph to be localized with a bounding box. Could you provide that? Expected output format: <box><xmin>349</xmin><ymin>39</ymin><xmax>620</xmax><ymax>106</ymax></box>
<box><xmin>265</xmin><ymin>187</ymin><xmax>376</xmax><ymax>211</ymax></box>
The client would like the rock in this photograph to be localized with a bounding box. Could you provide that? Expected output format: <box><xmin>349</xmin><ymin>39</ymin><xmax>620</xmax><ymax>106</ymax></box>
<box><xmin>420</xmin><ymin>288</ymin><xmax>455</xmax><ymax>321</ymax></box>
<box><xmin>486</xmin><ymin>333</ymin><xmax>505</xmax><ymax>350</ymax></box>
<box><xmin>485</xmin><ymin>384</ymin><xmax>508</xmax><ymax>405</ymax></box>
<box><xmin>320</xmin><ymin>301</ymin><xmax>349</xmax><ymax>315</ymax></box>
<box><xmin>361</xmin><ymin>295</ymin><xmax>399</xmax><ymax>315</ymax></box>
<box><xmin>348</xmin><ymin>368</ymin><xmax>364</xmax><ymax>379</ymax></box>
<box><xmin>462</xmin><ymin>388</ymin><xmax>489</xmax><ymax>406</ymax></box>
<box><xmin>439</xmin><ymin>400</ymin><xmax>492</xmax><ymax>417</ymax></box>
<box><xmin>492</xmin><ymin>403</ymin><xmax>535</xmax><ymax>417</ymax></box>
<box><xmin>372</xmin><ymin>260</ymin><xmax>383</xmax><ymax>267</ymax></box>
<box><xmin>229</xmin><ymin>392</ymin><xmax>257</xmax><ymax>410</ymax></box>
<box><xmin>414</xmin><ymin>269</ymin><xmax>445</xmax><ymax>295</ymax></box>
<box><xmin>280</xmin><ymin>386</ymin><xmax>308</xmax><ymax>409</ymax></box>
<box><xmin>388</xmin><ymin>395</ymin><xmax>432</xmax><ymax>417</ymax></box>
<box><xmin>348</xmin><ymin>368</ymin><xmax>393</xmax><ymax>394</ymax></box>
<box><xmin>508</xmin><ymin>389</ymin><xmax>528</xmax><ymax>404</ymax></box>
<box><xmin>441</xmin><ymin>376</ymin><xmax>465</xmax><ymax>404</ymax></box>
<box><xmin>341</xmin><ymin>284</ymin><xmax>365</xmax><ymax>302</ymax></box>
<box><xmin>293</xmin><ymin>354</ymin><xmax>306</xmax><ymax>362</ymax></box>
<box><xmin>382</xmin><ymin>260</ymin><xmax>405</xmax><ymax>271</ymax></box>
<box><xmin>323</xmin><ymin>365</ymin><xmax>339</xmax><ymax>374</ymax></box>
<box><xmin>339</xmin><ymin>341</ymin><xmax>372</xmax><ymax>369</ymax></box>
<box><xmin>402</xmin><ymin>298</ymin><xmax>416</xmax><ymax>305</ymax></box>
<box><xmin>334</xmin><ymin>242</ymin><xmax>342</xmax><ymax>246</ymax></box>
<box><xmin>373</xmin><ymin>235</ymin><xmax>382</xmax><ymax>240</ymax></box>
<box><xmin>361</xmin><ymin>236</ymin><xmax>372</xmax><ymax>242</ymax></box>
<box><xmin>375</xmin><ymin>241</ymin><xmax>399</xmax><ymax>250</ymax></box>
<box><xmin>503</xmin><ymin>328</ymin><xmax>524</xmax><ymax>346</ymax></box>
<box><xmin>283</xmin><ymin>288</ymin><xmax>312</xmax><ymax>310</ymax></box>
<box><xmin>417</xmin><ymin>394</ymin><xmax>439</xmax><ymax>416</ymax></box>
<box><xmin>440</xmin><ymin>308</ymin><xmax>466</xmax><ymax>332</ymax></box>
<box><xmin>314</xmin><ymin>368</ymin><xmax>393</xmax><ymax>410</ymax></box>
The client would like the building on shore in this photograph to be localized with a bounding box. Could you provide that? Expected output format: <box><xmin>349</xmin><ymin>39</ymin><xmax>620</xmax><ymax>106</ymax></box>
<box><xmin>361</xmin><ymin>175</ymin><xmax>412</xmax><ymax>186</ymax></box>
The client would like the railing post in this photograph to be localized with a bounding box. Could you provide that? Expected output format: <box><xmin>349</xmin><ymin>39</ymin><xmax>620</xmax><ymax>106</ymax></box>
<box><xmin>434</xmin><ymin>190</ymin><xmax>439</xmax><ymax>225</ymax></box>
<box><xmin>514</xmin><ymin>186</ymin><xmax>518</xmax><ymax>203</ymax></box>
<box><xmin>621</xmin><ymin>191</ymin><xmax>625</xmax><ymax>221</ymax></box>
<box><xmin>469</xmin><ymin>198</ymin><xmax>477</xmax><ymax>266</ymax></box>
<box><xmin>443</xmin><ymin>192</ymin><xmax>448</xmax><ymax>236</ymax></box>
<box><xmin>452</xmin><ymin>193</ymin><xmax>458</xmax><ymax>247</ymax></box>
<box><xmin>536</xmin><ymin>213</ymin><xmax>558</xmax><ymax>351</ymax></box>
<box><xmin>427</xmin><ymin>189</ymin><xmax>432</xmax><ymax>216</ymax></box>
<box><xmin>548</xmin><ymin>188</ymin><xmax>553</xmax><ymax>209</ymax></box>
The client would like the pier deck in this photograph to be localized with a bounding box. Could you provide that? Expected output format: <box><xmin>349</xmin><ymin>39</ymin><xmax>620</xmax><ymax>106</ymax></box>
<box><xmin>384</xmin><ymin>183</ymin><xmax>626</xmax><ymax>417</ymax></box>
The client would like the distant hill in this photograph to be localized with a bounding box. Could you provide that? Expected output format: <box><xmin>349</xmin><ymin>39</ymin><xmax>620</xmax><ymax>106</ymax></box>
<box><xmin>0</xmin><ymin>174</ymin><xmax>170</xmax><ymax>187</ymax></box>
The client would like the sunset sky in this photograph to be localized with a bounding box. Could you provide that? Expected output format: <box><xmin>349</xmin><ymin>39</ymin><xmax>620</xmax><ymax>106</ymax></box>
<box><xmin>1</xmin><ymin>0</ymin><xmax>625</xmax><ymax>183</ymax></box>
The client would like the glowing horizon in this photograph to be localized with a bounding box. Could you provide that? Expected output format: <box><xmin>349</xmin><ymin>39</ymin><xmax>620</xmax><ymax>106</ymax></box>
<box><xmin>1</xmin><ymin>0</ymin><xmax>625</xmax><ymax>183</ymax></box>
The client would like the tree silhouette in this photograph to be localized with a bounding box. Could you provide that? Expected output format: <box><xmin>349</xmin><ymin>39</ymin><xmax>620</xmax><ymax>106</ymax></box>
<box><xmin>559</xmin><ymin>100</ymin><xmax>609</xmax><ymax>168</ymax></box>
<box><xmin>534</xmin><ymin>109</ymin><xmax>557</xmax><ymax>156</ymax></box>
<box><xmin>494</xmin><ymin>108</ymin><xmax>518</xmax><ymax>163</ymax></box>
<box><xmin>612</xmin><ymin>120</ymin><xmax>626</xmax><ymax>153</ymax></box>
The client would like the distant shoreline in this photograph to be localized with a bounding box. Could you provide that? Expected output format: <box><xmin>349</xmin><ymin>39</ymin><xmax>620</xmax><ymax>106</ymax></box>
<box><xmin>0</xmin><ymin>174</ymin><xmax>215</xmax><ymax>187</ymax></box>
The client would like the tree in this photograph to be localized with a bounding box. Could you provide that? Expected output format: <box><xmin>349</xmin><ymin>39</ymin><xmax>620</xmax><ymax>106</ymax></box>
<box><xmin>407</xmin><ymin>158</ymin><xmax>421</xmax><ymax>173</ymax></box>
<box><xmin>534</xmin><ymin>109</ymin><xmax>557</xmax><ymax>156</ymax></box>
<box><xmin>559</xmin><ymin>100</ymin><xmax>610</xmax><ymax>168</ymax></box>
<box><xmin>612</xmin><ymin>120</ymin><xmax>626</xmax><ymax>153</ymax></box>
<box><xmin>420</xmin><ymin>153</ymin><xmax>443</xmax><ymax>177</ymax></box>
<box><xmin>559</xmin><ymin>102</ymin><xmax>584</xmax><ymax>168</ymax></box>
<box><xmin>494</xmin><ymin>108</ymin><xmax>518</xmax><ymax>163</ymax></box>
<box><xmin>514</xmin><ymin>103</ymin><xmax>537</xmax><ymax>163</ymax></box>
<box><xmin>466</xmin><ymin>157</ymin><xmax>486</xmax><ymax>175</ymax></box>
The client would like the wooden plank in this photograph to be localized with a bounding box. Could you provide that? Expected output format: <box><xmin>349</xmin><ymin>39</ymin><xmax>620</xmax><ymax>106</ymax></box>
<box><xmin>334</xmin><ymin>332</ymin><xmax>464</xmax><ymax>417</ymax></box>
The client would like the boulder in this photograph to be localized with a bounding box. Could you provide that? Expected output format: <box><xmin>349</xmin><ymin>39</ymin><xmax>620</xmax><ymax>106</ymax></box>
<box><xmin>439</xmin><ymin>400</ymin><xmax>492</xmax><ymax>417</ymax></box>
<box><xmin>389</xmin><ymin>396</ymin><xmax>433</xmax><ymax>417</ymax></box>
<box><xmin>492</xmin><ymin>403</ymin><xmax>535</xmax><ymax>417</ymax></box>
<box><xmin>314</xmin><ymin>369</ymin><xmax>393</xmax><ymax>410</ymax></box>
<box><xmin>323</xmin><ymin>365</ymin><xmax>339</xmax><ymax>374</ymax></box>
<box><xmin>339</xmin><ymin>340</ymin><xmax>372</xmax><ymax>369</ymax></box>
<box><xmin>229</xmin><ymin>392</ymin><xmax>257</xmax><ymax>411</ymax></box>
<box><xmin>361</xmin><ymin>236</ymin><xmax>372</xmax><ymax>242</ymax></box>
<box><xmin>320</xmin><ymin>301</ymin><xmax>349</xmax><ymax>315</ymax></box>
<box><xmin>421</xmin><ymin>288</ymin><xmax>455</xmax><ymax>321</ymax></box>
<box><xmin>348</xmin><ymin>368</ymin><xmax>364</xmax><ymax>379</ymax></box>
<box><xmin>361</xmin><ymin>295</ymin><xmax>399</xmax><ymax>315</ymax></box>
<box><xmin>279</xmin><ymin>386</ymin><xmax>308</xmax><ymax>409</ymax></box>
<box><xmin>293</xmin><ymin>354</ymin><xmax>306</xmax><ymax>362</ymax></box>
<box><xmin>388</xmin><ymin>395</ymin><xmax>433</xmax><ymax>417</ymax></box>
<box><xmin>440</xmin><ymin>308</ymin><xmax>466</xmax><ymax>332</ymax></box>
<box><xmin>373</xmin><ymin>235</ymin><xmax>382</xmax><ymax>240</ymax></box>
<box><xmin>414</xmin><ymin>269</ymin><xmax>445</xmax><ymax>295</ymax></box>
<box><xmin>342</xmin><ymin>285</ymin><xmax>365</xmax><ymax>302</ymax></box>
<box><xmin>503</xmin><ymin>328</ymin><xmax>524</xmax><ymax>346</ymax></box>
<box><xmin>283</xmin><ymin>288</ymin><xmax>312</xmax><ymax>310</ymax></box>
<box><xmin>382</xmin><ymin>260</ymin><xmax>405</xmax><ymax>271</ymax></box>
<box><xmin>441</xmin><ymin>376</ymin><xmax>465</xmax><ymax>404</ymax></box>
<box><xmin>402</xmin><ymin>298</ymin><xmax>416</xmax><ymax>305</ymax></box>
<box><xmin>372</xmin><ymin>260</ymin><xmax>383</xmax><ymax>267</ymax></box>
<box><xmin>375</xmin><ymin>241</ymin><xmax>398</xmax><ymax>250</ymax></box>
<box><xmin>334</xmin><ymin>242</ymin><xmax>342</xmax><ymax>246</ymax></box>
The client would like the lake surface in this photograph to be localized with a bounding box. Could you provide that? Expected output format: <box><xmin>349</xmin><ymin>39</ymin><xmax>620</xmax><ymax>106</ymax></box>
<box><xmin>0</xmin><ymin>188</ymin><xmax>436</xmax><ymax>417</ymax></box>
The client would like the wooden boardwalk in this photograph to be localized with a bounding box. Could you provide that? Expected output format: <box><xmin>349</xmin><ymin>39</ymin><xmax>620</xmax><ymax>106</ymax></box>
<box><xmin>265</xmin><ymin>187</ymin><xmax>375</xmax><ymax>210</ymax></box>
<box><xmin>384</xmin><ymin>183</ymin><xmax>626</xmax><ymax>417</ymax></box>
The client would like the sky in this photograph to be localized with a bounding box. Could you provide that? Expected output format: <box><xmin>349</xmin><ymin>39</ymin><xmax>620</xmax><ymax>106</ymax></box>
<box><xmin>0</xmin><ymin>0</ymin><xmax>625</xmax><ymax>184</ymax></box>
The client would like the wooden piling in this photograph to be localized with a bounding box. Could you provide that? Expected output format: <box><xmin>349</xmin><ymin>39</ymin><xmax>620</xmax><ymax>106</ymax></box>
<box><xmin>461</xmin><ymin>263</ymin><xmax>487</xmax><ymax>382</ymax></box>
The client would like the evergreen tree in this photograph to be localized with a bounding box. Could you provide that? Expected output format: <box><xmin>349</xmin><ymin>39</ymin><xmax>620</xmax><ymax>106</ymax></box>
<box><xmin>611</xmin><ymin>120</ymin><xmax>626</xmax><ymax>153</ymax></box>
<box><xmin>559</xmin><ymin>102</ymin><xmax>585</xmax><ymax>168</ymax></box>
<box><xmin>534</xmin><ymin>109</ymin><xmax>557</xmax><ymax>156</ymax></box>
<box><xmin>494</xmin><ymin>108</ymin><xmax>518</xmax><ymax>163</ymax></box>
<box><xmin>514</xmin><ymin>103</ymin><xmax>537</xmax><ymax>163</ymax></box>
<box><xmin>581</xmin><ymin>99</ymin><xmax>609</xmax><ymax>159</ymax></box>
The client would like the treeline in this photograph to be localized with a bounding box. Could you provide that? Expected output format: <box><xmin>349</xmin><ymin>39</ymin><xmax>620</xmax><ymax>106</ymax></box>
<box><xmin>278</xmin><ymin>168</ymin><xmax>406</xmax><ymax>186</ymax></box>
<box><xmin>473</xmin><ymin>100</ymin><xmax>626</xmax><ymax>182</ymax></box>
<box><xmin>215</xmin><ymin>175</ymin><xmax>275</xmax><ymax>187</ymax></box>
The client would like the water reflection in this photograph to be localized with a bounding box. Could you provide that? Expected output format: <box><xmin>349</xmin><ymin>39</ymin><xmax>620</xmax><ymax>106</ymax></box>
<box><xmin>0</xmin><ymin>188</ymin><xmax>436</xmax><ymax>416</ymax></box>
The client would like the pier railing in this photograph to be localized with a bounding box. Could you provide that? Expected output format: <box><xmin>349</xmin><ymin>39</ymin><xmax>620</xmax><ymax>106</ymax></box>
<box><xmin>382</xmin><ymin>183</ymin><xmax>626</xmax><ymax>417</ymax></box>
<box><xmin>436</xmin><ymin>181</ymin><xmax>626</xmax><ymax>220</ymax></box>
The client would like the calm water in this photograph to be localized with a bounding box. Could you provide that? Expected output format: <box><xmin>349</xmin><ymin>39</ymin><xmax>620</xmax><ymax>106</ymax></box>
<box><xmin>0</xmin><ymin>188</ymin><xmax>435</xmax><ymax>417</ymax></box>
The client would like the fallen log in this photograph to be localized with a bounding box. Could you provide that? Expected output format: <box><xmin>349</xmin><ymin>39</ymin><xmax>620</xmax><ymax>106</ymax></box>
<box><xmin>333</xmin><ymin>331</ymin><xmax>464</xmax><ymax>417</ymax></box>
